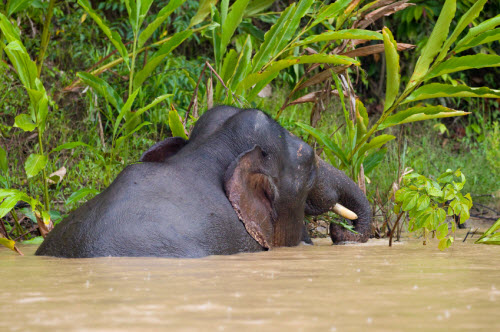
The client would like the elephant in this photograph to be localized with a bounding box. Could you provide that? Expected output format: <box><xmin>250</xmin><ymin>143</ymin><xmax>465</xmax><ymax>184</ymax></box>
<box><xmin>35</xmin><ymin>106</ymin><xmax>371</xmax><ymax>258</ymax></box>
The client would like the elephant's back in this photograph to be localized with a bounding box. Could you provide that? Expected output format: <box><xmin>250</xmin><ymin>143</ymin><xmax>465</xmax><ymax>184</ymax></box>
<box><xmin>36</xmin><ymin>163</ymin><xmax>261</xmax><ymax>257</ymax></box>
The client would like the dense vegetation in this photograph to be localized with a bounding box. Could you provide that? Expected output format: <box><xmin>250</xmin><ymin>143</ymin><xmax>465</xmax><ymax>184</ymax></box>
<box><xmin>1</xmin><ymin>0</ymin><xmax>499</xmax><ymax>253</ymax></box>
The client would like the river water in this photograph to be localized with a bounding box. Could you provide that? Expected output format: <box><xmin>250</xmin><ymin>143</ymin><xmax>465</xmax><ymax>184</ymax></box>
<box><xmin>1</xmin><ymin>236</ymin><xmax>499</xmax><ymax>331</ymax></box>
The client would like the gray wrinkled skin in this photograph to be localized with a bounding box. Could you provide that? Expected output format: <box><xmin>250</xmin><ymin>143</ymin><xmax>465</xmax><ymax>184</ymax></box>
<box><xmin>36</xmin><ymin>106</ymin><xmax>371</xmax><ymax>258</ymax></box>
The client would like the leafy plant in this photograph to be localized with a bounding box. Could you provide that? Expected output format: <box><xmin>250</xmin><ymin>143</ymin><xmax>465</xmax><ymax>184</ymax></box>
<box><xmin>74</xmin><ymin>0</ymin><xmax>190</xmax><ymax>182</ymax></box>
<box><xmin>298</xmin><ymin>0</ymin><xmax>499</xmax><ymax>185</ymax></box>
<box><xmin>394</xmin><ymin>169</ymin><xmax>473</xmax><ymax>250</ymax></box>
<box><xmin>475</xmin><ymin>218</ymin><xmax>500</xmax><ymax>245</ymax></box>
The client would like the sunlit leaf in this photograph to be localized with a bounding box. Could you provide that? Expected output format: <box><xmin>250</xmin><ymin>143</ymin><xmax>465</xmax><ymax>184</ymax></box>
<box><xmin>454</xmin><ymin>28</ymin><xmax>500</xmax><ymax>54</ymax></box>
<box><xmin>404</xmin><ymin>83</ymin><xmax>500</xmax><ymax>103</ymax></box>
<box><xmin>382</xmin><ymin>27</ymin><xmax>400</xmax><ymax>110</ymax></box>
<box><xmin>436</xmin><ymin>0</ymin><xmax>487</xmax><ymax>62</ymax></box>
<box><xmin>455</xmin><ymin>14</ymin><xmax>500</xmax><ymax>51</ymax></box>
<box><xmin>24</xmin><ymin>153</ymin><xmax>47</xmax><ymax>178</ymax></box>
<box><xmin>168</xmin><ymin>108</ymin><xmax>188</xmax><ymax>140</ymax></box>
<box><xmin>7</xmin><ymin>0</ymin><xmax>36</xmax><ymax>16</ymax></box>
<box><xmin>243</xmin><ymin>54</ymin><xmax>358</xmax><ymax>91</ymax></box>
<box><xmin>65</xmin><ymin>188</ymin><xmax>100</xmax><ymax>206</ymax></box>
<box><xmin>0</xmin><ymin>237</ymin><xmax>16</xmax><ymax>251</ymax></box>
<box><xmin>378</xmin><ymin>105</ymin><xmax>468</xmax><ymax>130</ymax></box>
<box><xmin>426</xmin><ymin>54</ymin><xmax>500</xmax><ymax>79</ymax></box>
<box><xmin>408</xmin><ymin>0</ymin><xmax>455</xmax><ymax>86</ymax></box>
<box><xmin>13</xmin><ymin>114</ymin><xmax>36</xmax><ymax>132</ymax></box>
<box><xmin>402</xmin><ymin>191</ymin><xmax>419</xmax><ymax>211</ymax></box>
<box><xmin>220</xmin><ymin>0</ymin><xmax>250</xmax><ymax>53</ymax></box>
<box><xmin>189</xmin><ymin>0</ymin><xmax>219</xmax><ymax>27</ymax></box>
<box><xmin>357</xmin><ymin>134</ymin><xmax>395</xmax><ymax>158</ymax></box>
<box><xmin>138</xmin><ymin>0</ymin><xmax>185</xmax><ymax>47</ymax></box>
<box><xmin>310</xmin><ymin>0</ymin><xmax>351</xmax><ymax>28</ymax></box>
<box><xmin>296</xmin><ymin>29</ymin><xmax>383</xmax><ymax>47</ymax></box>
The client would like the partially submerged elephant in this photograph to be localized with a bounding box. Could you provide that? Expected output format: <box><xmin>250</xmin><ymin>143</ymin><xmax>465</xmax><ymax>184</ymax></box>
<box><xmin>36</xmin><ymin>106</ymin><xmax>371</xmax><ymax>258</ymax></box>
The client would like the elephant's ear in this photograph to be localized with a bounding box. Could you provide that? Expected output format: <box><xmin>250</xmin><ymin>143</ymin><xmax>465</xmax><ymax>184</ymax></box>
<box><xmin>224</xmin><ymin>146</ymin><xmax>278</xmax><ymax>249</ymax></box>
<box><xmin>140</xmin><ymin>137</ymin><xmax>187</xmax><ymax>162</ymax></box>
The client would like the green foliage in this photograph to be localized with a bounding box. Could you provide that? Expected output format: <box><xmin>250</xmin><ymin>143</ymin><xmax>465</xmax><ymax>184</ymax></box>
<box><xmin>394</xmin><ymin>169</ymin><xmax>473</xmax><ymax>250</ymax></box>
<box><xmin>475</xmin><ymin>218</ymin><xmax>500</xmax><ymax>245</ymax></box>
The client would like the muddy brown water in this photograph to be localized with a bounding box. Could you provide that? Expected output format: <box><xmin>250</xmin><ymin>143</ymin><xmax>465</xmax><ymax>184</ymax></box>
<box><xmin>1</xmin><ymin>236</ymin><xmax>499</xmax><ymax>331</ymax></box>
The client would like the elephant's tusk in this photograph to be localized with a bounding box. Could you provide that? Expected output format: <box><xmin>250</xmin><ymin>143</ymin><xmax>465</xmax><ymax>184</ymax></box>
<box><xmin>332</xmin><ymin>203</ymin><xmax>358</xmax><ymax>220</ymax></box>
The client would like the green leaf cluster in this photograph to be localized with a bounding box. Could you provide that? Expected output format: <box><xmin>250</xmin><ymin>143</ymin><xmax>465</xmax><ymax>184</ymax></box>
<box><xmin>394</xmin><ymin>169</ymin><xmax>473</xmax><ymax>250</ymax></box>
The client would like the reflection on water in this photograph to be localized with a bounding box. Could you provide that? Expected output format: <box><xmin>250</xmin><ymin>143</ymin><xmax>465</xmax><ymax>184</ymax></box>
<box><xmin>1</xmin><ymin>236</ymin><xmax>499</xmax><ymax>331</ymax></box>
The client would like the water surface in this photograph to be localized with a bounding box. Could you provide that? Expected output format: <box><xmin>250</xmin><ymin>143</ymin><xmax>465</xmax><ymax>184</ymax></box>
<box><xmin>1</xmin><ymin>236</ymin><xmax>499</xmax><ymax>331</ymax></box>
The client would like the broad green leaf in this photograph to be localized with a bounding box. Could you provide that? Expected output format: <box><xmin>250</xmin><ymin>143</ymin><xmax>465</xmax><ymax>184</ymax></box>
<box><xmin>296</xmin><ymin>122</ymin><xmax>349</xmax><ymax>166</ymax></box>
<box><xmin>454</xmin><ymin>28</ymin><xmax>500</xmax><ymax>54</ymax></box>
<box><xmin>119</xmin><ymin>94</ymin><xmax>173</xmax><ymax>137</ymax></box>
<box><xmin>416</xmin><ymin>194</ymin><xmax>430</xmax><ymax>211</ymax></box>
<box><xmin>378</xmin><ymin>105</ymin><xmax>468</xmax><ymax>130</ymax></box>
<box><xmin>382</xmin><ymin>27</ymin><xmax>399</xmax><ymax>111</ymax></box>
<box><xmin>7</xmin><ymin>0</ymin><xmax>36</xmax><ymax>16</ymax></box>
<box><xmin>13</xmin><ymin>114</ymin><xmax>36</xmax><ymax>132</ymax></box>
<box><xmin>363</xmin><ymin>148</ymin><xmax>386</xmax><ymax>176</ymax></box>
<box><xmin>65</xmin><ymin>188</ymin><xmax>100</xmax><ymax>206</ymax></box>
<box><xmin>50</xmin><ymin>141</ymin><xmax>93</xmax><ymax>154</ymax></box>
<box><xmin>124</xmin><ymin>0</ymin><xmax>138</xmax><ymax>31</ymax></box>
<box><xmin>243</xmin><ymin>54</ymin><xmax>358</xmax><ymax>90</ymax></box>
<box><xmin>0</xmin><ymin>237</ymin><xmax>16</xmax><ymax>251</ymax></box>
<box><xmin>455</xmin><ymin>14</ymin><xmax>500</xmax><ymax>51</ymax></box>
<box><xmin>77</xmin><ymin>72</ymin><xmax>124</xmax><ymax>111</ymax></box>
<box><xmin>244</xmin><ymin>0</ymin><xmax>274</xmax><ymax>17</ymax></box>
<box><xmin>357</xmin><ymin>135</ymin><xmax>395</xmax><ymax>158</ymax></box>
<box><xmin>0</xmin><ymin>13</ymin><xmax>21</xmax><ymax>42</ymax></box>
<box><xmin>426</xmin><ymin>54</ymin><xmax>500</xmax><ymax>79</ymax></box>
<box><xmin>436</xmin><ymin>0</ymin><xmax>487</xmax><ymax>62</ymax></box>
<box><xmin>77</xmin><ymin>0</ymin><xmax>129</xmax><ymax>67</ymax></box>
<box><xmin>4</xmin><ymin>41</ymin><xmax>37</xmax><ymax>90</ymax></box>
<box><xmin>0</xmin><ymin>146</ymin><xmax>7</xmax><ymax>173</ymax></box>
<box><xmin>0</xmin><ymin>193</ymin><xmax>21</xmax><ymax>218</ymax></box>
<box><xmin>404</xmin><ymin>83</ymin><xmax>500</xmax><ymax>103</ymax></box>
<box><xmin>436</xmin><ymin>222</ymin><xmax>448</xmax><ymax>240</ymax></box>
<box><xmin>310</xmin><ymin>0</ymin><xmax>351</xmax><ymax>28</ymax></box>
<box><xmin>408</xmin><ymin>0</ymin><xmax>455</xmax><ymax>86</ymax></box>
<box><xmin>220</xmin><ymin>0</ymin><xmax>250</xmax><ymax>53</ymax></box>
<box><xmin>296</xmin><ymin>29</ymin><xmax>383</xmax><ymax>47</ymax></box>
<box><xmin>133</xmin><ymin>30</ymin><xmax>192</xmax><ymax>90</ymax></box>
<box><xmin>168</xmin><ymin>108</ymin><xmax>188</xmax><ymax>140</ymax></box>
<box><xmin>114</xmin><ymin>89</ymin><xmax>140</xmax><ymax>139</ymax></box>
<box><xmin>438</xmin><ymin>238</ymin><xmax>450</xmax><ymax>251</ymax></box>
<box><xmin>138</xmin><ymin>0</ymin><xmax>185</xmax><ymax>47</ymax></box>
<box><xmin>251</xmin><ymin>0</ymin><xmax>314</xmax><ymax>73</ymax></box>
<box><xmin>402</xmin><ymin>191</ymin><xmax>419</xmax><ymax>211</ymax></box>
<box><xmin>425</xmin><ymin>182</ymin><xmax>443</xmax><ymax>198</ymax></box>
<box><xmin>480</xmin><ymin>218</ymin><xmax>500</xmax><ymax>237</ymax></box>
<box><xmin>189</xmin><ymin>0</ymin><xmax>219</xmax><ymax>27</ymax></box>
<box><xmin>24</xmin><ymin>153</ymin><xmax>47</xmax><ymax>178</ymax></box>
<box><xmin>138</xmin><ymin>0</ymin><xmax>154</xmax><ymax>30</ymax></box>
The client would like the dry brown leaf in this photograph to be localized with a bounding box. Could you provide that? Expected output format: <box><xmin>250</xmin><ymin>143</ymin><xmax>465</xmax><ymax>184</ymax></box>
<box><xmin>358</xmin><ymin>1</ymin><xmax>414</xmax><ymax>29</ymax></box>
<box><xmin>288</xmin><ymin>90</ymin><xmax>340</xmax><ymax>106</ymax></box>
<box><xmin>47</xmin><ymin>166</ymin><xmax>67</xmax><ymax>184</ymax></box>
<box><xmin>35</xmin><ymin>211</ymin><xmax>54</xmax><ymax>238</ymax></box>
<box><xmin>340</xmin><ymin>43</ymin><xmax>415</xmax><ymax>58</ymax></box>
<box><xmin>299</xmin><ymin>65</ymin><xmax>350</xmax><ymax>90</ymax></box>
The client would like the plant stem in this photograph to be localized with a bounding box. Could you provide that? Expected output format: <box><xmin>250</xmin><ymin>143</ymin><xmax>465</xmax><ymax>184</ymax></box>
<box><xmin>38</xmin><ymin>132</ymin><xmax>50</xmax><ymax>211</ymax></box>
<box><xmin>129</xmin><ymin>33</ymin><xmax>138</xmax><ymax>96</ymax></box>
<box><xmin>36</xmin><ymin>0</ymin><xmax>56</xmax><ymax>77</ymax></box>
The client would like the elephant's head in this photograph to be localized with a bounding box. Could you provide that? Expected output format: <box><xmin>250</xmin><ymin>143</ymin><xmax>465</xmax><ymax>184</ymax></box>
<box><xmin>140</xmin><ymin>106</ymin><xmax>371</xmax><ymax>247</ymax></box>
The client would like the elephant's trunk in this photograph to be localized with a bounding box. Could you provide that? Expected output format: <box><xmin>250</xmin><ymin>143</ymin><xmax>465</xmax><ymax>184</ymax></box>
<box><xmin>305</xmin><ymin>158</ymin><xmax>371</xmax><ymax>244</ymax></box>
